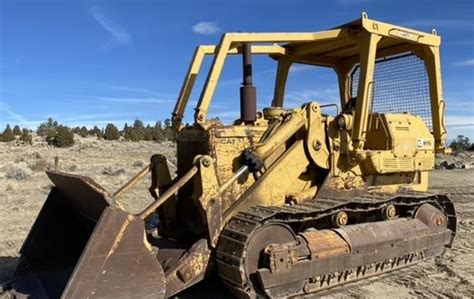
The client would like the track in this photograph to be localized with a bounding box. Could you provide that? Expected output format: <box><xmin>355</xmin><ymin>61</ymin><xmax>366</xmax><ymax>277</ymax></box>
<box><xmin>216</xmin><ymin>192</ymin><xmax>456</xmax><ymax>298</ymax></box>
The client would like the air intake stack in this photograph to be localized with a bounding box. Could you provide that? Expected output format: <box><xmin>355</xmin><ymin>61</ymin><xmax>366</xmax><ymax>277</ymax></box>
<box><xmin>240</xmin><ymin>43</ymin><xmax>257</xmax><ymax>124</ymax></box>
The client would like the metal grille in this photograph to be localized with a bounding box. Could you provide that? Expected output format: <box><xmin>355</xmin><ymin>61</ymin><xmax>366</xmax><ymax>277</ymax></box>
<box><xmin>351</xmin><ymin>53</ymin><xmax>432</xmax><ymax>130</ymax></box>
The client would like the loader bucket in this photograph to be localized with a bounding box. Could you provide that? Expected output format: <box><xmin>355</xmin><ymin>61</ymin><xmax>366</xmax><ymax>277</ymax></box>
<box><xmin>9</xmin><ymin>171</ymin><xmax>166</xmax><ymax>298</ymax></box>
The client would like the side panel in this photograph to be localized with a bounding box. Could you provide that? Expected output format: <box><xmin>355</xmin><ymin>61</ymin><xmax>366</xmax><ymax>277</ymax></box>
<box><xmin>364</xmin><ymin>113</ymin><xmax>435</xmax><ymax>175</ymax></box>
<box><xmin>175</xmin><ymin>125</ymin><xmax>267</xmax><ymax>234</ymax></box>
<box><xmin>212</xmin><ymin>125</ymin><xmax>268</xmax><ymax>211</ymax></box>
<box><xmin>362</xmin><ymin>113</ymin><xmax>434</xmax><ymax>192</ymax></box>
<box><xmin>226</xmin><ymin>139</ymin><xmax>312</xmax><ymax>217</ymax></box>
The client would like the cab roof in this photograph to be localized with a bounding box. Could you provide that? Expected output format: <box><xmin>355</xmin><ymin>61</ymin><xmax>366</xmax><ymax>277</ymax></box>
<box><xmin>280</xmin><ymin>13</ymin><xmax>440</xmax><ymax>68</ymax></box>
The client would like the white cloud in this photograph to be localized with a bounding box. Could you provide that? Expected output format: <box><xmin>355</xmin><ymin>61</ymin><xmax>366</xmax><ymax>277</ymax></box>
<box><xmin>108</xmin><ymin>85</ymin><xmax>156</xmax><ymax>95</ymax></box>
<box><xmin>192</xmin><ymin>21</ymin><xmax>220</xmax><ymax>35</ymax></box>
<box><xmin>447</xmin><ymin>126</ymin><xmax>474</xmax><ymax>140</ymax></box>
<box><xmin>452</xmin><ymin>59</ymin><xmax>474</xmax><ymax>67</ymax></box>
<box><xmin>289</xmin><ymin>64</ymin><xmax>314</xmax><ymax>73</ymax></box>
<box><xmin>0</xmin><ymin>100</ymin><xmax>28</xmax><ymax>124</ymax></box>
<box><xmin>285</xmin><ymin>88</ymin><xmax>340</xmax><ymax>106</ymax></box>
<box><xmin>91</xmin><ymin>6</ymin><xmax>132</xmax><ymax>46</ymax></box>
<box><xmin>445</xmin><ymin>98</ymin><xmax>474</xmax><ymax>113</ymax></box>
<box><xmin>445</xmin><ymin>116</ymin><xmax>474</xmax><ymax>128</ymax></box>
<box><xmin>208</xmin><ymin>110</ymin><xmax>240</xmax><ymax>124</ymax></box>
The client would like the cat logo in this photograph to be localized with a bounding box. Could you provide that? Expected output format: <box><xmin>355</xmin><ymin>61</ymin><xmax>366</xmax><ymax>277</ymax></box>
<box><xmin>220</xmin><ymin>139</ymin><xmax>236</xmax><ymax>145</ymax></box>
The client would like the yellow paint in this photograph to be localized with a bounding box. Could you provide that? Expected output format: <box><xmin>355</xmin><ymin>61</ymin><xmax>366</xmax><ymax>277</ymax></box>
<box><xmin>161</xmin><ymin>14</ymin><xmax>449</xmax><ymax>247</ymax></box>
<box><xmin>106</xmin><ymin>215</ymin><xmax>132</xmax><ymax>259</ymax></box>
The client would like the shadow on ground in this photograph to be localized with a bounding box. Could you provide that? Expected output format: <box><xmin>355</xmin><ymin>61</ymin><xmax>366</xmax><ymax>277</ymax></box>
<box><xmin>175</xmin><ymin>274</ymin><xmax>232</xmax><ymax>298</ymax></box>
<box><xmin>0</xmin><ymin>258</ymin><xmax>232</xmax><ymax>298</ymax></box>
<box><xmin>0</xmin><ymin>256</ymin><xmax>418</xmax><ymax>298</ymax></box>
<box><xmin>0</xmin><ymin>256</ymin><xmax>18</xmax><ymax>284</ymax></box>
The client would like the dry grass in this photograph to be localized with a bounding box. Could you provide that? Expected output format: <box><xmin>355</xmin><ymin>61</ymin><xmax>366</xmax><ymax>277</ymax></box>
<box><xmin>4</xmin><ymin>162</ymin><xmax>32</xmax><ymax>181</ymax></box>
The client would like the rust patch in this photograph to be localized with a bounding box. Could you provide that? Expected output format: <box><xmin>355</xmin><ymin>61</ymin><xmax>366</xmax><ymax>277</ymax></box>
<box><xmin>301</xmin><ymin>230</ymin><xmax>350</xmax><ymax>259</ymax></box>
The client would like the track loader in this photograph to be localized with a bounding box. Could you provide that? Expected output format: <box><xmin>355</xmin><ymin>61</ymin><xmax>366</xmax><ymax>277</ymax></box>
<box><xmin>4</xmin><ymin>13</ymin><xmax>456</xmax><ymax>298</ymax></box>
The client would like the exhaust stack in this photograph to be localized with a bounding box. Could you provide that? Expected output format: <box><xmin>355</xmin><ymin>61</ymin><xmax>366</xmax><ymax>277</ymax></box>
<box><xmin>240</xmin><ymin>43</ymin><xmax>257</xmax><ymax>124</ymax></box>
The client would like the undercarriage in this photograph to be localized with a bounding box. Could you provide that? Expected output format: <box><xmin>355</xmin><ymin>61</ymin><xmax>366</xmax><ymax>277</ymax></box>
<box><xmin>217</xmin><ymin>192</ymin><xmax>456</xmax><ymax>298</ymax></box>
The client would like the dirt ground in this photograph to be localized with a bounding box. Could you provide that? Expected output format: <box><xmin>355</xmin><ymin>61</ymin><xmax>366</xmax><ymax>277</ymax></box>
<box><xmin>0</xmin><ymin>137</ymin><xmax>473</xmax><ymax>297</ymax></box>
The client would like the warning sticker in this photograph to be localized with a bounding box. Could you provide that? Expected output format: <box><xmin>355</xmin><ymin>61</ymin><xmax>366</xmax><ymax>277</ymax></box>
<box><xmin>416</xmin><ymin>138</ymin><xmax>433</xmax><ymax>149</ymax></box>
<box><xmin>416</xmin><ymin>138</ymin><xmax>424</xmax><ymax>149</ymax></box>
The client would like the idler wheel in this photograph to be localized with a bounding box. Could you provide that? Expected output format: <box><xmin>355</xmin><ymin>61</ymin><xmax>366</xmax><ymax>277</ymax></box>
<box><xmin>243</xmin><ymin>223</ymin><xmax>297</xmax><ymax>297</ymax></box>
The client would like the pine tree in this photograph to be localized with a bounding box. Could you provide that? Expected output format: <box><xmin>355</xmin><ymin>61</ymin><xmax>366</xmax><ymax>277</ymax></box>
<box><xmin>143</xmin><ymin>125</ymin><xmax>150</xmax><ymax>141</ymax></box>
<box><xmin>449</xmin><ymin>135</ymin><xmax>471</xmax><ymax>151</ymax></box>
<box><xmin>163</xmin><ymin>118</ymin><xmax>176</xmax><ymax>141</ymax></box>
<box><xmin>79</xmin><ymin>126</ymin><xmax>88</xmax><ymax>138</ymax></box>
<box><xmin>47</xmin><ymin>125</ymin><xmax>74</xmax><ymax>147</ymax></box>
<box><xmin>1</xmin><ymin>125</ymin><xmax>15</xmax><ymax>142</ymax></box>
<box><xmin>92</xmin><ymin>126</ymin><xmax>103</xmax><ymax>139</ymax></box>
<box><xmin>122</xmin><ymin>123</ymin><xmax>131</xmax><ymax>140</ymax></box>
<box><xmin>152</xmin><ymin>121</ymin><xmax>165</xmax><ymax>142</ymax></box>
<box><xmin>104</xmin><ymin>123</ymin><xmax>120</xmax><ymax>140</ymax></box>
<box><xmin>19</xmin><ymin>128</ymin><xmax>32</xmax><ymax>144</ymax></box>
<box><xmin>37</xmin><ymin>118</ymin><xmax>58</xmax><ymax>136</ymax></box>
<box><xmin>129</xmin><ymin>119</ymin><xmax>145</xmax><ymax>141</ymax></box>
<box><xmin>13</xmin><ymin>125</ymin><xmax>22</xmax><ymax>135</ymax></box>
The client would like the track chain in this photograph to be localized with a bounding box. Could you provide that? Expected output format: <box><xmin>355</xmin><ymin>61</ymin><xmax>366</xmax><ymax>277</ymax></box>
<box><xmin>216</xmin><ymin>191</ymin><xmax>456</xmax><ymax>298</ymax></box>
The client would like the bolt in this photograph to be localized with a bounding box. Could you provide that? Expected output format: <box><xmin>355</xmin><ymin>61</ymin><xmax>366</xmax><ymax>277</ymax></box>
<box><xmin>313</xmin><ymin>140</ymin><xmax>322</xmax><ymax>151</ymax></box>
<box><xmin>344</xmin><ymin>180</ymin><xmax>353</xmax><ymax>190</ymax></box>
<box><xmin>436</xmin><ymin>217</ymin><xmax>444</xmax><ymax>226</ymax></box>
<box><xmin>202</xmin><ymin>158</ymin><xmax>211</xmax><ymax>167</ymax></box>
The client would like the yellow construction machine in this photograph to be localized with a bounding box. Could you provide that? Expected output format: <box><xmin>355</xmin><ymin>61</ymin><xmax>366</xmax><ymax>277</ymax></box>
<box><xmin>4</xmin><ymin>13</ymin><xmax>456</xmax><ymax>298</ymax></box>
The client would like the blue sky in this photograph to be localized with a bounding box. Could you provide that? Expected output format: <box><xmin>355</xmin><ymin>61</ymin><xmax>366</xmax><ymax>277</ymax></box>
<box><xmin>0</xmin><ymin>0</ymin><xmax>473</xmax><ymax>140</ymax></box>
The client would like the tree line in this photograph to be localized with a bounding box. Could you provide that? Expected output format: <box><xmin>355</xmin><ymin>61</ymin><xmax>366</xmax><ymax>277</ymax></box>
<box><xmin>0</xmin><ymin>118</ymin><xmax>176</xmax><ymax>147</ymax></box>
<box><xmin>2</xmin><ymin>118</ymin><xmax>473</xmax><ymax>151</ymax></box>
<box><xmin>449</xmin><ymin>135</ymin><xmax>474</xmax><ymax>151</ymax></box>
